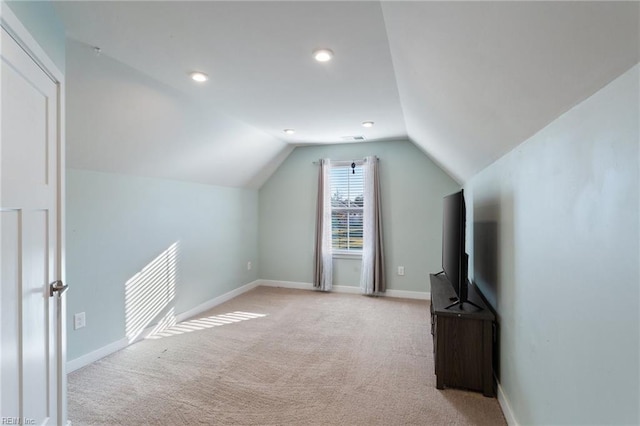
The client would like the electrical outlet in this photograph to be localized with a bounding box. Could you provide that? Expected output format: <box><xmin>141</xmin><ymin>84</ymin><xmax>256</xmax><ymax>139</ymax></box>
<box><xmin>74</xmin><ymin>312</ymin><xmax>86</xmax><ymax>330</ymax></box>
<box><xmin>247</xmin><ymin>261</ymin><xmax>252</xmax><ymax>270</ymax></box>
<box><xmin>398</xmin><ymin>266</ymin><xmax>405</xmax><ymax>276</ymax></box>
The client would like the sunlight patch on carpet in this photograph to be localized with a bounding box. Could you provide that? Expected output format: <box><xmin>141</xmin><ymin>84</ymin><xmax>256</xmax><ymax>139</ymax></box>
<box><xmin>146</xmin><ymin>311</ymin><xmax>267</xmax><ymax>339</ymax></box>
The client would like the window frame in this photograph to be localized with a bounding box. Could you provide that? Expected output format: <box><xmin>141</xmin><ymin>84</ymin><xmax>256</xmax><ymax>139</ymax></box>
<box><xmin>330</xmin><ymin>160</ymin><xmax>364</xmax><ymax>258</ymax></box>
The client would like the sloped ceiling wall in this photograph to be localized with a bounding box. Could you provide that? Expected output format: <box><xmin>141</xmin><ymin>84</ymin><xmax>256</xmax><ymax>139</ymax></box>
<box><xmin>381</xmin><ymin>1</ymin><xmax>640</xmax><ymax>182</ymax></box>
<box><xmin>57</xmin><ymin>1</ymin><xmax>640</xmax><ymax>188</ymax></box>
<box><xmin>66</xmin><ymin>39</ymin><xmax>293</xmax><ymax>189</ymax></box>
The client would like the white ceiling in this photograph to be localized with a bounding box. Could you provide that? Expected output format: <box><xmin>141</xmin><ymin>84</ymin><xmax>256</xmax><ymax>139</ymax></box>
<box><xmin>55</xmin><ymin>1</ymin><xmax>639</xmax><ymax>187</ymax></box>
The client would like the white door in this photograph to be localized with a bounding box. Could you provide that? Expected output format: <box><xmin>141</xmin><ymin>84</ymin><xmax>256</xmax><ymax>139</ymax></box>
<box><xmin>1</xmin><ymin>21</ymin><xmax>65</xmax><ymax>426</ymax></box>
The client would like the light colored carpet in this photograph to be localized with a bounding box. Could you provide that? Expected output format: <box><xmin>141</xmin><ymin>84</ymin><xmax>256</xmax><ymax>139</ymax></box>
<box><xmin>68</xmin><ymin>286</ymin><xmax>506</xmax><ymax>425</ymax></box>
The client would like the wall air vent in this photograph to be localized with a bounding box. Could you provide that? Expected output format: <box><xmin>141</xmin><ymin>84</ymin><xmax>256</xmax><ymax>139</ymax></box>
<box><xmin>340</xmin><ymin>135</ymin><xmax>366</xmax><ymax>141</ymax></box>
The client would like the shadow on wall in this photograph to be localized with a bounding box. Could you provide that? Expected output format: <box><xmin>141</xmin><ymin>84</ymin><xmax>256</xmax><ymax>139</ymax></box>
<box><xmin>471</xmin><ymin>193</ymin><xmax>514</xmax><ymax>383</ymax></box>
<box><xmin>125</xmin><ymin>242</ymin><xmax>181</xmax><ymax>343</ymax></box>
<box><xmin>473</xmin><ymin>220</ymin><xmax>500</xmax><ymax>379</ymax></box>
<box><xmin>473</xmin><ymin>221</ymin><xmax>498</xmax><ymax>304</ymax></box>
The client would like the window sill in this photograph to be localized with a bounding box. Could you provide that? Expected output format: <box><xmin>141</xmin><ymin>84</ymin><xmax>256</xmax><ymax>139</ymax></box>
<box><xmin>333</xmin><ymin>251</ymin><xmax>362</xmax><ymax>260</ymax></box>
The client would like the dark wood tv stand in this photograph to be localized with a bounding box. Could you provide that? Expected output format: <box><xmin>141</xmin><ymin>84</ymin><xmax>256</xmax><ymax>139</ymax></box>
<box><xmin>429</xmin><ymin>273</ymin><xmax>495</xmax><ymax>397</ymax></box>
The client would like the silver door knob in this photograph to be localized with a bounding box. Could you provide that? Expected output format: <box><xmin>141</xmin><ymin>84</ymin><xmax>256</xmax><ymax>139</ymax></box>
<box><xmin>50</xmin><ymin>280</ymin><xmax>68</xmax><ymax>297</ymax></box>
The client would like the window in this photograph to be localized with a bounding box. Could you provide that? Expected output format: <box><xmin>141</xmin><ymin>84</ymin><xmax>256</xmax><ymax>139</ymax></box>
<box><xmin>330</xmin><ymin>162</ymin><xmax>364</xmax><ymax>253</ymax></box>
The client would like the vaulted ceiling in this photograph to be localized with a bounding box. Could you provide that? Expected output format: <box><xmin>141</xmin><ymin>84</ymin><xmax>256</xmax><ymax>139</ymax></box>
<box><xmin>55</xmin><ymin>1</ymin><xmax>639</xmax><ymax>188</ymax></box>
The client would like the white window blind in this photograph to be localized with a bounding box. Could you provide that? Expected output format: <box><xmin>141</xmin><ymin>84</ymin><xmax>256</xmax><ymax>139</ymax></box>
<box><xmin>330</xmin><ymin>162</ymin><xmax>364</xmax><ymax>252</ymax></box>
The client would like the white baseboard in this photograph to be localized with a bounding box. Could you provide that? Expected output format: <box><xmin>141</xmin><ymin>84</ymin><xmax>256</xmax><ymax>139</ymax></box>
<box><xmin>258</xmin><ymin>279</ymin><xmax>313</xmax><ymax>291</ymax></box>
<box><xmin>66</xmin><ymin>337</ymin><xmax>129</xmax><ymax>373</ymax></box>
<box><xmin>497</xmin><ymin>377</ymin><xmax>518</xmax><ymax>426</ymax></box>
<box><xmin>385</xmin><ymin>288</ymin><xmax>430</xmax><ymax>300</ymax></box>
<box><xmin>257</xmin><ymin>279</ymin><xmax>430</xmax><ymax>300</ymax></box>
<box><xmin>175</xmin><ymin>280</ymin><xmax>261</xmax><ymax>323</ymax></box>
<box><xmin>67</xmin><ymin>280</ymin><xmax>261</xmax><ymax>373</ymax></box>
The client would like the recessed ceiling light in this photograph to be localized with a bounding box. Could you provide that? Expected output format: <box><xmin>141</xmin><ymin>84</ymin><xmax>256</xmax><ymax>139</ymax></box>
<box><xmin>313</xmin><ymin>48</ymin><xmax>334</xmax><ymax>62</ymax></box>
<box><xmin>362</xmin><ymin>121</ymin><xmax>374</xmax><ymax>128</ymax></box>
<box><xmin>190</xmin><ymin>72</ymin><xmax>209</xmax><ymax>82</ymax></box>
<box><xmin>284</xmin><ymin>129</ymin><xmax>296</xmax><ymax>135</ymax></box>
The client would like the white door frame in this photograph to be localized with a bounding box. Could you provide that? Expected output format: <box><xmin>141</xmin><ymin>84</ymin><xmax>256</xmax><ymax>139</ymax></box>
<box><xmin>0</xmin><ymin>3</ymin><xmax>66</xmax><ymax>425</ymax></box>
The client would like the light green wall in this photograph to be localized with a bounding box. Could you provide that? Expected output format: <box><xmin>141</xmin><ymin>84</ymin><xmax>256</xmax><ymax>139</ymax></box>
<box><xmin>258</xmin><ymin>140</ymin><xmax>459</xmax><ymax>292</ymax></box>
<box><xmin>5</xmin><ymin>0</ymin><xmax>65</xmax><ymax>73</ymax></box>
<box><xmin>66</xmin><ymin>169</ymin><xmax>258</xmax><ymax>361</ymax></box>
<box><xmin>465</xmin><ymin>64</ymin><xmax>639</xmax><ymax>425</ymax></box>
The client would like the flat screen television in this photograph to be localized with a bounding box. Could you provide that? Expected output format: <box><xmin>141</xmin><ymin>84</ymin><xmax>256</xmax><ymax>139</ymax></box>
<box><xmin>441</xmin><ymin>189</ymin><xmax>481</xmax><ymax>310</ymax></box>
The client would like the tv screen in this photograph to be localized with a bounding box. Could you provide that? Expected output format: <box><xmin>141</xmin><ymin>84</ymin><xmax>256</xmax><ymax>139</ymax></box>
<box><xmin>442</xmin><ymin>189</ymin><xmax>468</xmax><ymax>304</ymax></box>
